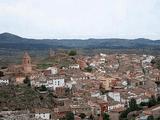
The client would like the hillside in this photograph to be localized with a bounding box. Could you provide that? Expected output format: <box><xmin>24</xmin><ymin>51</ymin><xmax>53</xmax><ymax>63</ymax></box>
<box><xmin>0</xmin><ymin>85</ymin><xmax>55</xmax><ymax>111</ymax></box>
<box><xmin>0</xmin><ymin>32</ymin><xmax>160</xmax><ymax>67</ymax></box>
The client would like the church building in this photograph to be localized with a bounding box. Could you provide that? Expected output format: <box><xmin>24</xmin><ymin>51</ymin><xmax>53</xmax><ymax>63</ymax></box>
<box><xmin>8</xmin><ymin>52</ymin><xmax>32</xmax><ymax>74</ymax></box>
<box><xmin>22</xmin><ymin>52</ymin><xmax>32</xmax><ymax>73</ymax></box>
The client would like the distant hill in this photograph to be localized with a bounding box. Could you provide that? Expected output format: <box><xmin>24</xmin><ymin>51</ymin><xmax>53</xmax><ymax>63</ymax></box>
<box><xmin>0</xmin><ymin>32</ymin><xmax>160</xmax><ymax>50</ymax></box>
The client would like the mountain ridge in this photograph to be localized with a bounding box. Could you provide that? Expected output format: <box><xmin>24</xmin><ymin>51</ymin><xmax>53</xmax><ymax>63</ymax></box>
<box><xmin>0</xmin><ymin>32</ymin><xmax>160</xmax><ymax>50</ymax></box>
<box><xmin>1</xmin><ymin>32</ymin><xmax>159</xmax><ymax>41</ymax></box>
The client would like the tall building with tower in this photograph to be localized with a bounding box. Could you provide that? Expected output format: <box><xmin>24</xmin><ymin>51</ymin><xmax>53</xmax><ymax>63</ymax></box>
<box><xmin>49</xmin><ymin>48</ymin><xmax>55</xmax><ymax>58</ymax></box>
<box><xmin>22</xmin><ymin>52</ymin><xmax>32</xmax><ymax>73</ymax></box>
<box><xmin>8</xmin><ymin>52</ymin><xmax>32</xmax><ymax>74</ymax></box>
<box><xmin>7</xmin><ymin>52</ymin><xmax>33</xmax><ymax>84</ymax></box>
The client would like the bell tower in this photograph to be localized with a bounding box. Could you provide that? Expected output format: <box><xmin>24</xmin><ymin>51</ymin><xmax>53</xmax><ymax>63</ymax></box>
<box><xmin>22</xmin><ymin>52</ymin><xmax>32</xmax><ymax>73</ymax></box>
<box><xmin>49</xmin><ymin>48</ymin><xmax>55</xmax><ymax>58</ymax></box>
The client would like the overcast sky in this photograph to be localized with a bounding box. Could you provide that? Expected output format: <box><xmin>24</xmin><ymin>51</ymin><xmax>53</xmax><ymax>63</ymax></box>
<box><xmin>0</xmin><ymin>0</ymin><xmax>159</xmax><ymax>39</ymax></box>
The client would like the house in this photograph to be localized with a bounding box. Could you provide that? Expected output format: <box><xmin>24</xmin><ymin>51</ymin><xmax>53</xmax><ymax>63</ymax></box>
<box><xmin>118</xmin><ymin>88</ymin><xmax>149</xmax><ymax>105</ymax></box>
<box><xmin>76</xmin><ymin>58</ymin><xmax>87</xmax><ymax>69</ymax></box>
<box><xmin>34</xmin><ymin>108</ymin><xmax>51</xmax><ymax>120</ymax></box>
<box><xmin>45</xmin><ymin>77</ymin><xmax>65</xmax><ymax>90</ymax></box>
<box><xmin>70</xmin><ymin>97</ymin><xmax>92</xmax><ymax>116</ymax></box>
<box><xmin>88</xmin><ymin>98</ymin><xmax>108</xmax><ymax>115</ymax></box>
<box><xmin>51</xmin><ymin>77</ymin><xmax>65</xmax><ymax>90</ymax></box>
<box><xmin>43</xmin><ymin>70</ymin><xmax>52</xmax><ymax>76</ymax></box>
<box><xmin>109</xmin><ymin>107</ymin><xmax>126</xmax><ymax>120</ymax></box>
<box><xmin>31</xmin><ymin>76</ymin><xmax>65</xmax><ymax>90</ymax></box>
<box><xmin>136</xmin><ymin>114</ymin><xmax>149</xmax><ymax>120</ymax></box>
<box><xmin>91</xmin><ymin>91</ymin><xmax>101</xmax><ymax>98</ymax></box>
<box><xmin>15</xmin><ymin>75</ymin><xmax>25</xmax><ymax>84</ymax></box>
<box><xmin>55</xmin><ymin>87</ymin><xmax>66</xmax><ymax>96</ymax></box>
<box><xmin>70</xmin><ymin>103</ymin><xmax>92</xmax><ymax>116</ymax></box>
<box><xmin>69</xmin><ymin>64</ymin><xmax>80</xmax><ymax>69</ymax></box>
<box><xmin>88</xmin><ymin>100</ymin><xmax>101</xmax><ymax>115</ymax></box>
<box><xmin>54</xmin><ymin>106</ymin><xmax>71</xmax><ymax>119</ymax></box>
<box><xmin>84</xmin><ymin>72</ymin><xmax>96</xmax><ymax>80</ymax></box>
<box><xmin>108</xmin><ymin>92</ymin><xmax>121</xmax><ymax>102</ymax></box>
<box><xmin>74</xmin><ymin>115</ymin><xmax>81</xmax><ymax>120</ymax></box>
<box><xmin>98</xmin><ymin>76</ymin><xmax>112</xmax><ymax>91</ymax></box>
<box><xmin>46</xmin><ymin>66</ymin><xmax>58</xmax><ymax>75</ymax></box>
<box><xmin>107</xmin><ymin>96</ymin><xmax>125</xmax><ymax>112</ymax></box>
<box><xmin>70</xmin><ymin>73</ymin><xmax>89</xmax><ymax>81</ymax></box>
<box><xmin>0</xmin><ymin>77</ymin><xmax>9</xmax><ymax>85</ymax></box>
<box><xmin>0</xmin><ymin>110</ymin><xmax>30</xmax><ymax>120</ymax></box>
<box><xmin>65</xmin><ymin>81</ymin><xmax>76</xmax><ymax>89</ymax></box>
<box><xmin>98</xmin><ymin>58</ymin><xmax>106</xmax><ymax>64</ymax></box>
<box><xmin>143</xmin><ymin>105</ymin><xmax>160</xmax><ymax>118</ymax></box>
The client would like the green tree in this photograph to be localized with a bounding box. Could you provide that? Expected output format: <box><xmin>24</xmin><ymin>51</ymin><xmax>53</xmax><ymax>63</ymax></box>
<box><xmin>79</xmin><ymin>113</ymin><xmax>86</xmax><ymax>119</ymax></box>
<box><xmin>48</xmin><ymin>92</ymin><xmax>54</xmax><ymax>103</ymax></box>
<box><xmin>0</xmin><ymin>71</ymin><xmax>4</xmax><ymax>77</ymax></box>
<box><xmin>39</xmin><ymin>85</ymin><xmax>47</xmax><ymax>91</ymax></box>
<box><xmin>129</xmin><ymin>98</ymin><xmax>138</xmax><ymax>111</ymax></box>
<box><xmin>142</xmin><ymin>68</ymin><xmax>146</xmax><ymax>75</ymax></box>
<box><xmin>23</xmin><ymin>76</ymin><xmax>31</xmax><ymax>86</ymax></box>
<box><xmin>140</xmin><ymin>102</ymin><xmax>148</xmax><ymax>107</ymax></box>
<box><xmin>148</xmin><ymin>95</ymin><xmax>157</xmax><ymax>107</ymax></box>
<box><xmin>68</xmin><ymin>50</ymin><xmax>77</xmax><ymax>56</ymax></box>
<box><xmin>156</xmin><ymin>116</ymin><xmax>160</xmax><ymax>120</ymax></box>
<box><xmin>147</xmin><ymin>115</ymin><xmax>154</xmax><ymax>120</ymax></box>
<box><xmin>65</xmin><ymin>112</ymin><xmax>74</xmax><ymax>120</ymax></box>
<box><xmin>151</xmin><ymin>59</ymin><xmax>156</xmax><ymax>64</ymax></box>
<box><xmin>89</xmin><ymin>114</ymin><xmax>95</xmax><ymax>120</ymax></box>
<box><xmin>84</xmin><ymin>66</ymin><xmax>93</xmax><ymax>72</ymax></box>
<box><xmin>157</xmin><ymin>96</ymin><xmax>160</xmax><ymax>104</ymax></box>
<box><xmin>119</xmin><ymin>108</ymin><xmax>130</xmax><ymax>119</ymax></box>
<box><xmin>103</xmin><ymin>113</ymin><xmax>110</xmax><ymax>120</ymax></box>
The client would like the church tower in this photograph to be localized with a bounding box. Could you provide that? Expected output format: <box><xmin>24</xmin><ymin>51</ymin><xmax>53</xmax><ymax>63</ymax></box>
<box><xmin>22</xmin><ymin>52</ymin><xmax>32</xmax><ymax>73</ymax></box>
<box><xmin>49</xmin><ymin>48</ymin><xmax>55</xmax><ymax>58</ymax></box>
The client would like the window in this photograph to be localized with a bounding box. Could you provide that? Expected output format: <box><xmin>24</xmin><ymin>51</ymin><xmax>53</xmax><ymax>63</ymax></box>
<box><xmin>58</xmin><ymin>81</ymin><xmax>60</xmax><ymax>85</ymax></box>
<box><xmin>139</xmin><ymin>81</ymin><xmax>143</xmax><ymax>85</ymax></box>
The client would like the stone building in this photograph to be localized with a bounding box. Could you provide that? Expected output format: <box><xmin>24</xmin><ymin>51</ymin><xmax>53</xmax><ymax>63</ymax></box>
<box><xmin>49</xmin><ymin>48</ymin><xmax>55</xmax><ymax>58</ymax></box>
<box><xmin>8</xmin><ymin>52</ymin><xmax>32</xmax><ymax>74</ymax></box>
<box><xmin>22</xmin><ymin>52</ymin><xmax>32</xmax><ymax>74</ymax></box>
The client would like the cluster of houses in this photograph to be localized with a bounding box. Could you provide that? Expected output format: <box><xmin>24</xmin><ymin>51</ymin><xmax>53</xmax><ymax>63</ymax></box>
<box><xmin>0</xmin><ymin>52</ymin><xmax>160</xmax><ymax>120</ymax></box>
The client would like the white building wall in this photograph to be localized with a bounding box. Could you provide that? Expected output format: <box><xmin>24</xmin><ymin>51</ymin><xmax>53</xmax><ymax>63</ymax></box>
<box><xmin>108</xmin><ymin>92</ymin><xmax>121</xmax><ymax>102</ymax></box>
<box><xmin>35</xmin><ymin>113</ymin><xmax>50</xmax><ymax>120</ymax></box>
<box><xmin>53</xmin><ymin>78</ymin><xmax>65</xmax><ymax>90</ymax></box>
<box><xmin>0</xmin><ymin>79</ymin><xmax>9</xmax><ymax>85</ymax></box>
<box><xmin>69</xmin><ymin>64</ymin><xmax>80</xmax><ymax>69</ymax></box>
<box><xmin>108</xmin><ymin>104</ymin><xmax>125</xmax><ymax>111</ymax></box>
<box><xmin>47</xmin><ymin>67</ymin><xmax>58</xmax><ymax>75</ymax></box>
<box><xmin>31</xmin><ymin>78</ymin><xmax>65</xmax><ymax>90</ymax></box>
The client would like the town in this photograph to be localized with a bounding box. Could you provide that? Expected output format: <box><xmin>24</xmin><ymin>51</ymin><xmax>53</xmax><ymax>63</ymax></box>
<box><xmin>0</xmin><ymin>49</ymin><xmax>160</xmax><ymax>120</ymax></box>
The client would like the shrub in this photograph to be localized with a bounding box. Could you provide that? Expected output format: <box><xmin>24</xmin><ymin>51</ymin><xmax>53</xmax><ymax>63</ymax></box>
<box><xmin>79</xmin><ymin>113</ymin><xmax>86</xmax><ymax>119</ymax></box>
<box><xmin>68</xmin><ymin>50</ymin><xmax>77</xmax><ymax>56</ymax></box>
<box><xmin>84</xmin><ymin>66</ymin><xmax>93</xmax><ymax>72</ymax></box>
<box><xmin>65</xmin><ymin>112</ymin><xmax>74</xmax><ymax>120</ymax></box>
<box><xmin>39</xmin><ymin>85</ymin><xmax>47</xmax><ymax>91</ymax></box>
